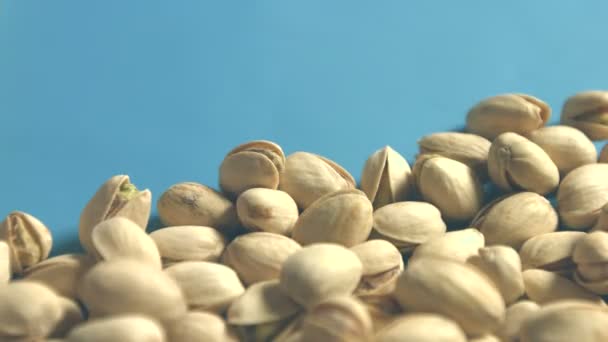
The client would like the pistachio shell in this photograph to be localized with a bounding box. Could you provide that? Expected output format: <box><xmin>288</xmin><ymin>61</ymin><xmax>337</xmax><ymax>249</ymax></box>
<box><xmin>411</xmin><ymin>228</ymin><xmax>484</xmax><ymax>263</ymax></box>
<box><xmin>466</xmin><ymin>94</ymin><xmax>550</xmax><ymax>139</ymax></box>
<box><xmin>471</xmin><ymin>192</ymin><xmax>558</xmax><ymax>249</ymax></box>
<box><xmin>560</xmin><ymin>90</ymin><xmax>608</xmax><ymax>140</ymax></box>
<box><xmin>470</xmin><ymin>335</ymin><xmax>501</xmax><ymax>342</ymax></box>
<box><xmin>361</xmin><ymin>296</ymin><xmax>403</xmax><ymax>333</ymax></box>
<box><xmin>394</xmin><ymin>258</ymin><xmax>505</xmax><ymax>336</ymax></box>
<box><xmin>350</xmin><ymin>240</ymin><xmax>403</xmax><ymax>297</ymax></box>
<box><xmin>50</xmin><ymin>297</ymin><xmax>85</xmax><ymax>338</ymax></box>
<box><xmin>496</xmin><ymin>300</ymin><xmax>540</xmax><ymax>342</ymax></box>
<box><xmin>376</xmin><ymin>313</ymin><xmax>467</xmax><ymax>342</ymax></box>
<box><xmin>235</xmin><ymin>317</ymin><xmax>298</xmax><ymax>342</ymax></box>
<box><xmin>592</xmin><ymin>202</ymin><xmax>608</xmax><ymax>231</ymax></box>
<box><xmin>149</xmin><ymin>225</ymin><xmax>226</xmax><ymax>266</ymax></box>
<box><xmin>280</xmin><ymin>243</ymin><xmax>363</xmax><ymax>309</ymax></box>
<box><xmin>227</xmin><ymin>280</ymin><xmax>301</xmax><ymax>326</ymax></box>
<box><xmin>0</xmin><ymin>211</ymin><xmax>53</xmax><ymax>274</ymax></box>
<box><xmin>301</xmin><ymin>296</ymin><xmax>373</xmax><ymax>342</ymax></box>
<box><xmin>166</xmin><ymin>311</ymin><xmax>238</xmax><ymax>342</ymax></box>
<box><xmin>413</xmin><ymin>155</ymin><xmax>484</xmax><ymax>221</ymax></box>
<box><xmin>372</xmin><ymin>201</ymin><xmax>446</xmax><ymax>252</ymax></box>
<box><xmin>292</xmin><ymin>189</ymin><xmax>373</xmax><ymax>247</ymax></box>
<box><xmin>79</xmin><ymin>175</ymin><xmax>151</xmax><ymax>255</ymax></box>
<box><xmin>519</xmin><ymin>231</ymin><xmax>585</xmax><ymax>274</ymax></box>
<box><xmin>0</xmin><ymin>241</ymin><xmax>10</xmax><ymax>283</ymax></box>
<box><xmin>278</xmin><ymin>152</ymin><xmax>355</xmax><ymax>209</ymax></box>
<box><xmin>22</xmin><ymin>254</ymin><xmax>94</xmax><ymax>300</ymax></box>
<box><xmin>468</xmin><ymin>246</ymin><xmax>524</xmax><ymax>304</ymax></box>
<box><xmin>360</xmin><ymin>146</ymin><xmax>414</xmax><ymax>209</ymax></box>
<box><xmin>572</xmin><ymin>231</ymin><xmax>608</xmax><ymax>294</ymax></box>
<box><xmin>66</xmin><ymin>315</ymin><xmax>165</xmax><ymax>342</ymax></box>
<box><xmin>522</xmin><ymin>269</ymin><xmax>604</xmax><ymax>305</ymax></box>
<box><xmin>557</xmin><ymin>163</ymin><xmax>608</xmax><ymax>229</ymax></box>
<box><xmin>236</xmin><ymin>188</ymin><xmax>299</xmax><ymax>235</ymax></box>
<box><xmin>600</xmin><ymin>143</ymin><xmax>608</xmax><ymax>162</ymax></box>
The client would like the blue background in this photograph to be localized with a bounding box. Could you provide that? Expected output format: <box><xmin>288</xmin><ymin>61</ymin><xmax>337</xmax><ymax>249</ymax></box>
<box><xmin>1</xmin><ymin>1</ymin><xmax>607</xmax><ymax>255</ymax></box>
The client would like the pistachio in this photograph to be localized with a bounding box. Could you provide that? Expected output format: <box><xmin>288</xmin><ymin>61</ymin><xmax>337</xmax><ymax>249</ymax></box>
<box><xmin>522</xmin><ymin>269</ymin><xmax>604</xmax><ymax>305</ymax></box>
<box><xmin>65</xmin><ymin>315</ymin><xmax>165</xmax><ymax>342</ymax></box>
<box><xmin>573</xmin><ymin>231</ymin><xmax>608</xmax><ymax>294</ymax></box>
<box><xmin>227</xmin><ymin>280</ymin><xmax>301</xmax><ymax>326</ymax></box>
<box><xmin>78</xmin><ymin>259</ymin><xmax>187</xmax><ymax>321</ymax></box>
<box><xmin>164</xmin><ymin>261</ymin><xmax>244</xmax><ymax>313</ymax></box>
<box><xmin>278</xmin><ymin>152</ymin><xmax>356</xmax><ymax>209</ymax></box>
<box><xmin>360</xmin><ymin>146</ymin><xmax>414</xmax><ymax>209</ymax></box>
<box><xmin>466</xmin><ymin>93</ymin><xmax>550</xmax><ymax>139</ymax></box>
<box><xmin>527</xmin><ymin>125</ymin><xmax>597</xmax><ymax>175</ymax></box>
<box><xmin>222</xmin><ymin>232</ymin><xmax>301</xmax><ymax>285</ymax></box>
<box><xmin>394</xmin><ymin>258</ymin><xmax>505</xmax><ymax>335</ymax></box>
<box><xmin>236</xmin><ymin>317</ymin><xmax>298</xmax><ymax>342</ymax></box>
<box><xmin>166</xmin><ymin>311</ymin><xmax>238</xmax><ymax>342</ymax></box>
<box><xmin>300</xmin><ymin>296</ymin><xmax>373</xmax><ymax>342</ymax></box>
<box><xmin>360</xmin><ymin>295</ymin><xmax>403</xmax><ymax>333</ymax></box>
<box><xmin>79</xmin><ymin>175</ymin><xmax>151</xmax><ymax>255</ymax></box>
<box><xmin>519</xmin><ymin>231</ymin><xmax>585</xmax><ymax>275</ymax></box>
<box><xmin>351</xmin><ymin>240</ymin><xmax>403</xmax><ymax>297</ymax></box>
<box><xmin>470</xmin><ymin>335</ymin><xmax>501</xmax><ymax>342</ymax></box>
<box><xmin>273</xmin><ymin>315</ymin><xmax>305</xmax><ymax>342</ymax></box>
<box><xmin>236</xmin><ymin>188</ymin><xmax>299</xmax><ymax>235</ymax></box>
<box><xmin>600</xmin><ymin>143</ymin><xmax>608</xmax><ymax>162</ymax></box>
<box><xmin>50</xmin><ymin>297</ymin><xmax>84</xmax><ymax>338</ymax></box>
<box><xmin>471</xmin><ymin>192</ymin><xmax>558</xmax><ymax>249</ymax></box>
<box><xmin>592</xmin><ymin>202</ymin><xmax>608</xmax><ymax>231</ymax></box>
<box><xmin>487</xmin><ymin>132</ymin><xmax>559</xmax><ymax>195</ymax></box>
<box><xmin>557</xmin><ymin>163</ymin><xmax>608</xmax><ymax>229</ymax></box>
<box><xmin>292</xmin><ymin>189</ymin><xmax>373</xmax><ymax>247</ymax></box>
<box><xmin>560</xmin><ymin>90</ymin><xmax>608</xmax><ymax>140</ymax></box>
<box><xmin>0</xmin><ymin>241</ymin><xmax>10</xmax><ymax>283</ymax></box>
<box><xmin>371</xmin><ymin>201</ymin><xmax>446</xmax><ymax>252</ymax></box>
<box><xmin>413</xmin><ymin>155</ymin><xmax>484</xmax><ymax>221</ymax></box>
<box><xmin>22</xmin><ymin>254</ymin><xmax>94</xmax><ymax>300</ymax></box>
<box><xmin>280</xmin><ymin>243</ymin><xmax>363</xmax><ymax>309</ymax></box>
<box><xmin>468</xmin><ymin>245</ymin><xmax>525</xmax><ymax>304</ymax></box>
<box><xmin>149</xmin><ymin>225</ymin><xmax>226</xmax><ymax>266</ymax></box>
<box><xmin>0</xmin><ymin>211</ymin><xmax>52</xmax><ymax>274</ymax></box>
<box><xmin>496</xmin><ymin>300</ymin><xmax>540</xmax><ymax>342</ymax></box>
<box><xmin>411</xmin><ymin>228</ymin><xmax>484</xmax><ymax>263</ymax></box>
<box><xmin>375</xmin><ymin>313</ymin><xmax>467</xmax><ymax>342</ymax></box>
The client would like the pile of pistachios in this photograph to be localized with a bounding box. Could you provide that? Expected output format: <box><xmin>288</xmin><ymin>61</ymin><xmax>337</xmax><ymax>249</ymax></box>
<box><xmin>3</xmin><ymin>90</ymin><xmax>608</xmax><ymax>342</ymax></box>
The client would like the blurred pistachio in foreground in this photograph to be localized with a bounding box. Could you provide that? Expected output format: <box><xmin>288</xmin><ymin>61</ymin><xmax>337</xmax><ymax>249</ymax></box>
<box><xmin>375</xmin><ymin>313</ymin><xmax>466</xmax><ymax>342</ymax></box>
<box><xmin>149</xmin><ymin>225</ymin><xmax>226</xmax><ymax>266</ymax></box>
<box><xmin>65</xmin><ymin>315</ymin><xmax>165</xmax><ymax>342</ymax></box>
<box><xmin>300</xmin><ymin>296</ymin><xmax>373</xmax><ymax>342</ymax></box>
<box><xmin>167</xmin><ymin>311</ymin><xmax>238</xmax><ymax>342</ymax></box>
<box><xmin>23</xmin><ymin>253</ymin><xmax>94</xmax><ymax>300</ymax></box>
<box><xmin>468</xmin><ymin>245</ymin><xmax>524</xmax><ymax>304</ymax></box>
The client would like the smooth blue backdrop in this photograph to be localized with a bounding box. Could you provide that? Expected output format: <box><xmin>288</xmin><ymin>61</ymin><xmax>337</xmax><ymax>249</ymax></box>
<box><xmin>1</xmin><ymin>1</ymin><xmax>607</xmax><ymax>254</ymax></box>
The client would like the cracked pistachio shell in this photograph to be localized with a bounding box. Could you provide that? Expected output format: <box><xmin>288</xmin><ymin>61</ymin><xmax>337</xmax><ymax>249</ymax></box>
<box><xmin>149</xmin><ymin>226</ymin><xmax>225</xmax><ymax>267</ymax></box>
<box><xmin>375</xmin><ymin>313</ymin><xmax>466</xmax><ymax>342</ymax></box>
<box><xmin>236</xmin><ymin>188</ymin><xmax>299</xmax><ymax>235</ymax></box>
<box><xmin>411</xmin><ymin>228</ymin><xmax>484</xmax><ymax>263</ymax></box>
<box><xmin>0</xmin><ymin>241</ymin><xmax>9</xmax><ymax>284</ymax></box>
<box><xmin>0</xmin><ymin>281</ymin><xmax>63</xmax><ymax>339</ymax></box>
<box><xmin>79</xmin><ymin>175</ymin><xmax>151</xmax><ymax>255</ymax></box>
<box><xmin>527</xmin><ymin>125</ymin><xmax>597</xmax><ymax>175</ymax></box>
<box><xmin>167</xmin><ymin>311</ymin><xmax>237</xmax><ymax>342</ymax></box>
<box><xmin>0</xmin><ymin>211</ymin><xmax>52</xmax><ymax>274</ymax></box>
<box><xmin>280</xmin><ymin>244</ymin><xmax>363</xmax><ymax>309</ymax></box>
<box><xmin>157</xmin><ymin>182</ymin><xmax>240</xmax><ymax>235</ymax></box>
<box><xmin>361</xmin><ymin>296</ymin><xmax>403</xmax><ymax>333</ymax></box>
<box><xmin>557</xmin><ymin>163</ymin><xmax>608</xmax><ymax>229</ymax></box>
<box><xmin>164</xmin><ymin>261</ymin><xmax>245</xmax><ymax>313</ymax></box>
<box><xmin>560</xmin><ymin>90</ymin><xmax>608</xmax><ymax>140</ymax></box>
<box><xmin>360</xmin><ymin>146</ymin><xmax>414</xmax><ymax>209</ymax></box>
<box><xmin>592</xmin><ymin>202</ymin><xmax>608</xmax><ymax>231</ymax></box>
<box><xmin>51</xmin><ymin>297</ymin><xmax>84</xmax><ymax>338</ymax></box>
<box><xmin>222</xmin><ymin>232</ymin><xmax>301</xmax><ymax>285</ymax></box>
<box><xmin>79</xmin><ymin>259</ymin><xmax>187</xmax><ymax>321</ymax></box>
<box><xmin>496</xmin><ymin>300</ymin><xmax>540</xmax><ymax>342</ymax></box>
<box><xmin>301</xmin><ymin>296</ymin><xmax>373</xmax><ymax>342</ymax></box>
<box><xmin>573</xmin><ymin>231</ymin><xmax>608</xmax><ymax>294</ymax></box>
<box><xmin>522</xmin><ymin>269</ymin><xmax>604</xmax><ymax>305</ymax></box>
<box><xmin>471</xmin><ymin>192</ymin><xmax>558</xmax><ymax>249</ymax></box>
<box><xmin>371</xmin><ymin>202</ymin><xmax>446</xmax><ymax>252</ymax></box>
<box><xmin>413</xmin><ymin>155</ymin><xmax>484</xmax><ymax>221</ymax></box>
<box><xmin>292</xmin><ymin>189</ymin><xmax>373</xmax><ymax>247</ymax></box>
<box><xmin>22</xmin><ymin>254</ymin><xmax>94</xmax><ymax>300</ymax></box>
<box><xmin>488</xmin><ymin>132</ymin><xmax>559</xmax><ymax>195</ymax></box>
<box><xmin>91</xmin><ymin>217</ymin><xmax>161</xmax><ymax>269</ymax></box>
<box><xmin>519</xmin><ymin>231</ymin><xmax>585</xmax><ymax>274</ymax></box>
<box><xmin>600</xmin><ymin>143</ymin><xmax>608</xmax><ymax>162</ymax></box>
<box><xmin>394</xmin><ymin>258</ymin><xmax>505</xmax><ymax>336</ymax></box>
<box><xmin>228</xmin><ymin>280</ymin><xmax>301</xmax><ymax>326</ymax></box>
<box><xmin>278</xmin><ymin>152</ymin><xmax>356</xmax><ymax>209</ymax></box>
<box><xmin>66</xmin><ymin>315</ymin><xmax>165</xmax><ymax>342</ymax></box>
<box><xmin>219</xmin><ymin>140</ymin><xmax>285</xmax><ymax>199</ymax></box>
<box><xmin>468</xmin><ymin>246</ymin><xmax>524</xmax><ymax>304</ymax></box>
<box><xmin>351</xmin><ymin>240</ymin><xmax>403</xmax><ymax>297</ymax></box>
<box><xmin>466</xmin><ymin>94</ymin><xmax>550</xmax><ymax>139</ymax></box>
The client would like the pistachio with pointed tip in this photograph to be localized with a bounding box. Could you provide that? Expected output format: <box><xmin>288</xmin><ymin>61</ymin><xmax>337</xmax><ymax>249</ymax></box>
<box><xmin>79</xmin><ymin>175</ymin><xmax>151</xmax><ymax>255</ymax></box>
<box><xmin>522</xmin><ymin>269</ymin><xmax>604</xmax><ymax>305</ymax></box>
<box><xmin>371</xmin><ymin>201</ymin><xmax>446</xmax><ymax>252</ymax></box>
<box><xmin>22</xmin><ymin>254</ymin><xmax>94</xmax><ymax>300</ymax></box>
<box><xmin>376</xmin><ymin>313</ymin><xmax>467</xmax><ymax>342</ymax></box>
<box><xmin>600</xmin><ymin>143</ymin><xmax>608</xmax><ymax>162</ymax></box>
<box><xmin>413</xmin><ymin>155</ymin><xmax>484</xmax><ymax>221</ymax></box>
<box><xmin>560</xmin><ymin>90</ymin><xmax>608</xmax><ymax>140</ymax></box>
<box><xmin>468</xmin><ymin>246</ymin><xmax>524</xmax><ymax>304</ymax></box>
<box><xmin>466</xmin><ymin>93</ymin><xmax>551</xmax><ymax>139</ymax></box>
<box><xmin>167</xmin><ymin>311</ymin><xmax>238</xmax><ymax>342</ymax></box>
<box><xmin>557</xmin><ymin>163</ymin><xmax>608</xmax><ymax>229</ymax></box>
<box><xmin>360</xmin><ymin>146</ymin><xmax>414</xmax><ymax>209</ymax></box>
<box><xmin>65</xmin><ymin>315</ymin><xmax>166</xmax><ymax>342</ymax></box>
<box><xmin>0</xmin><ymin>241</ymin><xmax>10</xmax><ymax>283</ymax></box>
<box><xmin>219</xmin><ymin>140</ymin><xmax>286</xmax><ymax>198</ymax></box>
<box><xmin>236</xmin><ymin>188</ymin><xmax>299</xmax><ymax>235</ymax></box>
<box><xmin>278</xmin><ymin>152</ymin><xmax>356</xmax><ymax>209</ymax></box>
<box><xmin>496</xmin><ymin>300</ymin><xmax>540</xmax><ymax>342</ymax></box>
<box><xmin>411</xmin><ymin>228</ymin><xmax>484</xmax><ymax>263</ymax></box>
<box><xmin>573</xmin><ymin>231</ymin><xmax>608</xmax><ymax>294</ymax></box>
<box><xmin>519</xmin><ymin>231</ymin><xmax>585</xmax><ymax>275</ymax></box>
<box><xmin>0</xmin><ymin>211</ymin><xmax>52</xmax><ymax>274</ymax></box>
<box><xmin>351</xmin><ymin>240</ymin><xmax>403</xmax><ymax>297</ymax></box>
<box><xmin>149</xmin><ymin>226</ymin><xmax>225</xmax><ymax>267</ymax></box>
<box><xmin>50</xmin><ymin>297</ymin><xmax>85</xmax><ymax>338</ymax></box>
<box><xmin>301</xmin><ymin>296</ymin><xmax>373</xmax><ymax>342</ymax></box>
<box><xmin>471</xmin><ymin>192</ymin><xmax>558</xmax><ymax>249</ymax></box>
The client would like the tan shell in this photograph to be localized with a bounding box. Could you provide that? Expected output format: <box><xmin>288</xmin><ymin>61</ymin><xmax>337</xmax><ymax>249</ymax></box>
<box><xmin>360</xmin><ymin>146</ymin><xmax>414</xmax><ymax>209</ymax></box>
<box><xmin>79</xmin><ymin>175</ymin><xmax>151</xmax><ymax>255</ymax></box>
<box><xmin>65</xmin><ymin>315</ymin><xmax>165</xmax><ymax>342</ymax></box>
<box><xmin>413</xmin><ymin>155</ymin><xmax>484</xmax><ymax>221</ymax></box>
<box><xmin>278</xmin><ymin>152</ymin><xmax>356</xmax><ymax>209</ymax></box>
<box><xmin>227</xmin><ymin>280</ymin><xmax>301</xmax><ymax>326</ymax></box>
<box><xmin>280</xmin><ymin>243</ymin><xmax>363</xmax><ymax>309</ymax></box>
<box><xmin>292</xmin><ymin>189</ymin><xmax>373</xmax><ymax>247</ymax></box>
<box><xmin>557</xmin><ymin>163</ymin><xmax>608</xmax><ymax>229</ymax></box>
<box><xmin>351</xmin><ymin>240</ymin><xmax>404</xmax><ymax>297</ymax></box>
<box><xmin>600</xmin><ymin>143</ymin><xmax>608</xmax><ymax>162</ymax></box>
<box><xmin>468</xmin><ymin>246</ymin><xmax>525</xmax><ymax>304</ymax></box>
<box><xmin>573</xmin><ymin>231</ymin><xmax>608</xmax><ymax>294</ymax></box>
<box><xmin>236</xmin><ymin>188</ymin><xmax>299</xmax><ymax>235</ymax></box>
<box><xmin>361</xmin><ymin>296</ymin><xmax>403</xmax><ymax>333</ymax></box>
<box><xmin>0</xmin><ymin>241</ymin><xmax>10</xmax><ymax>284</ymax></box>
<box><xmin>394</xmin><ymin>258</ymin><xmax>505</xmax><ymax>336</ymax></box>
<box><xmin>592</xmin><ymin>202</ymin><xmax>608</xmax><ymax>231</ymax></box>
<box><xmin>560</xmin><ymin>90</ymin><xmax>608</xmax><ymax>140</ymax></box>
<box><xmin>166</xmin><ymin>311</ymin><xmax>238</xmax><ymax>342</ymax></box>
<box><xmin>372</xmin><ymin>201</ymin><xmax>446</xmax><ymax>252</ymax></box>
<box><xmin>375</xmin><ymin>313</ymin><xmax>467</xmax><ymax>342</ymax></box>
<box><xmin>22</xmin><ymin>254</ymin><xmax>94</xmax><ymax>300</ymax></box>
<box><xmin>149</xmin><ymin>225</ymin><xmax>226</xmax><ymax>266</ymax></box>
<box><xmin>469</xmin><ymin>335</ymin><xmax>501</xmax><ymax>342</ymax></box>
<box><xmin>300</xmin><ymin>296</ymin><xmax>373</xmax><ymax>342</ymax></box>
<box><xmin>164</xmin><ymin>261</ymin><xmax>244</xmax><ymax>313</ymax></box>
<box><xmin>519</xmin><ymin>231</ymin><xmax>585</xmax><ymax>274</ymax></box>
<box><xmin>0</xmin><ymin>211</ymin><xmax>53</xmax><ymax>274</ymax></box>
<box><xmin>487</xmin><ymin>132</ymin><xmax>559</xmax><ymax>195</ymax></box>
<box><xmin>466</xmin><ymin>94</ymin><xmax>551</xmax><ymax>139</ymax></box>
<box><xmin>222</xmin><ymin>232</ymin><xmax>301</xmax><ymax>285</ymax></box>
<box><xmin>527</xmin><ymin>125</ymin><xmax>597</xmax><ymax>175</ymax></box>
<box><xmin>50</xmin><ymin>297</ymin><xmax>84</xmax><ymax>338</ymax></box>
<box><xmin>78</xmin><ymin>259</ymin><xmax>187</xmax><ymax>321</ymax></box>
<box><xmin>471</xmin><ymin>192</ymin><xmax>558</xmax><ymax>249</ymax></box>
<box><xmin>522</xmin><ymin>269</ymin><xmax>604</xmax><ymax>305</ymax></box>
<box><xmin>411</xmin><ymin>228</ymin><xmax>484</xmax><ymax>263</ymax></box>
<box><xmin>496</xmin><ymin>300</ymin><xmax>540</xmax><ymax>342</ymax></box>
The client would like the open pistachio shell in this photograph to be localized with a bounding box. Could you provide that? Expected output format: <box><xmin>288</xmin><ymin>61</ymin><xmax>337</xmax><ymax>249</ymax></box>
<box><xmin>228</xmin><ymin>280</ymin><xmax>301</xmax><ymax>326</ymax></box>
<box><xmin>23</xmin><ymin>253</ymin><xmax>94</xmax><ymax>300</ymax></box>
<box><xmin>522</xmin><ymin>269</ymin><xmax>604</xmax><ymax>305</ymax></box>
<box><xmin>149</xmin><ymin>225</ymin><xmax>226</xmax><ymax>266</ymax></box>
<box><xmin>360</xmin><ymin>146</ymin><xmax>414</xmax><ymax>209</ymax></box>
<box><xmin>560</xmin><ymin>90</ymin><xmax>608</xmax><ymax>140</ymax></box>
<box><xmin>351</xmin><ymin>239</ymin><xmax>403</xmax><ymax>297</ymax></box>
<box><xmin>557</xmin><ymin>163</ymin><xmax>608</xmax><ymax>229</ymax></box>
<box><xmin>0</xmin><ymin>211</ymin><xmax>53</xmax><ymax>274</ymax></box>
<box><xmin>65</xmin><ymin>315</ymin><xmax>165</xmax><ymax>342</ymax></box>
<box><xmin>519</xmin><ymin>231</ymin><xmax>585</xmax><ymax>275</ymax></box>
